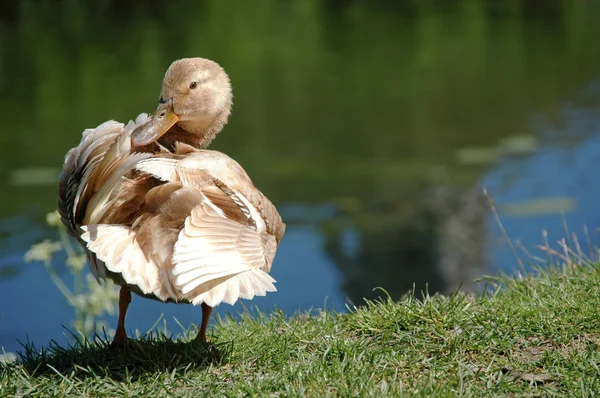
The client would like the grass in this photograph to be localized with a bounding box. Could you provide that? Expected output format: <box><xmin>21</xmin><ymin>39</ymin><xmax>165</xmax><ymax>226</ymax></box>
<box><xmin>2</xmin><ymin>263</ymin><xmax>600</xmax><ymax>397</ymax></box>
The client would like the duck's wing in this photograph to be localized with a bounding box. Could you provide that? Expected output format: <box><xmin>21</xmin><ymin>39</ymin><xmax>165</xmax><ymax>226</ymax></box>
<box><xmin>81</xmin><ymin>150</ymin><xmax>282</xmax><ymax>306</ymax></box>
<box><xmin>58</xmin><ymin>114</ymin><xmax>152</xmax><ymax>233</ymax></box>
<box><xmin>58</xmin><ymin>115</ymin><xmax>153</xmax><ymax>279</ymax></box>
<box><xmin>138</xmin><ymin>148</ymin><xmax>286</xmax><ymax>243</ymax></box>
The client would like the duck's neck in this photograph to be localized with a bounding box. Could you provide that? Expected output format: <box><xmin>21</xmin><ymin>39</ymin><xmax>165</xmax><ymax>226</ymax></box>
<box><xmin>158</xmin><ymin>108</ymin><xmax>230</xmax><ymax>151</ymax></box>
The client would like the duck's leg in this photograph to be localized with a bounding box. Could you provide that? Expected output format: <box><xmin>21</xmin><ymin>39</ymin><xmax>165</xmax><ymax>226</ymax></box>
<box><xmin>195</xmin><ymin>303</ymin><xmax>213</xmax><ymax>342</ymax></box>
<box><xmin>112</xmin><ymin>285</ymin><xmax>131</xmax><ymax>346</ymax></box>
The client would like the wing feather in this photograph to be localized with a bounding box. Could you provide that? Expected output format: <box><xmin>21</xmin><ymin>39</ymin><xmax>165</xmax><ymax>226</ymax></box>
<box><xmin>172</xmin><ymin>201</ymin><xmax>277</xmax><ymax>305</ymax></box>
<box><xmin>81</xmin><ymin>224</ymin><xmax>175</xmax><ymax>300</ymax></box>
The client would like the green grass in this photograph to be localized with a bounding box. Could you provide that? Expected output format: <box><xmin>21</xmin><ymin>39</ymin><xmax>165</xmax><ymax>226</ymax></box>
<box><xmin>2</xmin><ymin>263</ymin><xmax>600</xmax><ymax>397</ymax></box>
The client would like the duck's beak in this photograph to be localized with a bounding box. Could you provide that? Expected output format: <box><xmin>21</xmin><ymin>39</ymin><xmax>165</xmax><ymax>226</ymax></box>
<box><xmin>131</xmin><ymin>99</ymin><xmax>180</xmax><ymax>146</ymax></box>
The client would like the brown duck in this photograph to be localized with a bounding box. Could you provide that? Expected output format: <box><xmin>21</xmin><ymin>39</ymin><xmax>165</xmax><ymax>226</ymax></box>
<box><xmin>58</xmin><ymin>58</ymin><xmax>285</xmax><ymax>345</ymax></box>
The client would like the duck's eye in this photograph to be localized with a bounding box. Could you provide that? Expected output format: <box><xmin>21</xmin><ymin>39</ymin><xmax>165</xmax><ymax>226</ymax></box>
<box><xmin>189</xmin><ymin>81</ymin><xmax>198</xmax><ymax>89</ymax></box>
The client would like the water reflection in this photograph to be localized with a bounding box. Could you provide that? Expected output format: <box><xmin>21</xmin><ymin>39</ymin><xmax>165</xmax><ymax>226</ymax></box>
<box><xmin>1</xmin><ymin>0</ymin><xmax>600</xmax><ymax>352</ymax></box>
<box><xmin>322</xmin><ymin>184</ymin><xmax>488</xmax><ymax>304</ymax></box>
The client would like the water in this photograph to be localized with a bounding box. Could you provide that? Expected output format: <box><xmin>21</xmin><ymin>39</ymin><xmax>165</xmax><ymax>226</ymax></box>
<box><xmin>1</xmin><ymin>0</ymin><xmax>600</xmax><ymax>353</ymax></box>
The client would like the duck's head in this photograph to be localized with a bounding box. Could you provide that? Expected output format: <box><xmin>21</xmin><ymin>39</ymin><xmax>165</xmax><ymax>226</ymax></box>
<box><xmin>131</xmin><ymin>57</ymin><xmax>232</xmax><ymax>148</ymax></box>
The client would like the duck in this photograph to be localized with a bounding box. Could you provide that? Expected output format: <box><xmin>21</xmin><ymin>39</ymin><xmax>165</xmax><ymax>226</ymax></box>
<box><xmin>58</xmin><ymin>58</ymin><xmax>285</xmax><ymax>345</ymax></box>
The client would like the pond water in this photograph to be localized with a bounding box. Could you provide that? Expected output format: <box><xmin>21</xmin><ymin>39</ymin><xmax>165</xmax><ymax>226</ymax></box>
<box><xmin>1</xmin><ymin>0</ymin><xmax>600</xmax><ymax>354</ymax></box>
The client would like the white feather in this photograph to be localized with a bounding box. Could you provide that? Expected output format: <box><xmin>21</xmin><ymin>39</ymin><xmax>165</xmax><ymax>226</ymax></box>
<box><xmin>172</xmin><ymin>204</ymin><xmax>276</xmax><ymax>306</ymax></box>
<box><xmin>190</xmin><ymin>269</ymin><xmax>277</xmax><ymax>306</ymax></box>
<box><xmin>81</xmin><ymin>224</ymin><xmax>175</xmax><ymax>301</ymax></box>
<box><xmin>136</xmin><ymin>158</ymin><xmax>179</xmax><ymax>181</ymax></box>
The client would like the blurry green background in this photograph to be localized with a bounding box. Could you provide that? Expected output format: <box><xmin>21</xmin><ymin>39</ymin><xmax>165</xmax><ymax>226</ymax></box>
<box><xmin>1</xmin><ymin>0</ymin><xmax>600</xmax><ymax>352</ymax></box>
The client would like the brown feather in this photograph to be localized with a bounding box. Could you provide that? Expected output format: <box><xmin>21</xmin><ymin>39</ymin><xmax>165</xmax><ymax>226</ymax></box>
<box><xmin>201</xmin><ymin>185</ymin><xmax>251</xmax><ymax>226</ymax></box>
<box><xmin>101</xmin><ymin>175</ymin><xmax>160</xmax><ymax>225</ymax></box>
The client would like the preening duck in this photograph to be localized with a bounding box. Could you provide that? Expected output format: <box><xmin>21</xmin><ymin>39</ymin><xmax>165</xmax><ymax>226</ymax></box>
<box><xmin>58</xmin><ymin>58</ymin><xmax>285</xmax><ymax>345</ymax></box>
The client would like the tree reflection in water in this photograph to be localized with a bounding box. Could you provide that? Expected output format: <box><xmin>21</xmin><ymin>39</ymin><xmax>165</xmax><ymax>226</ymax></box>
<box><xmin>324</xmin><ymin>185</ymin><xmax>487</xmax><ymax>304</ymax></box>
